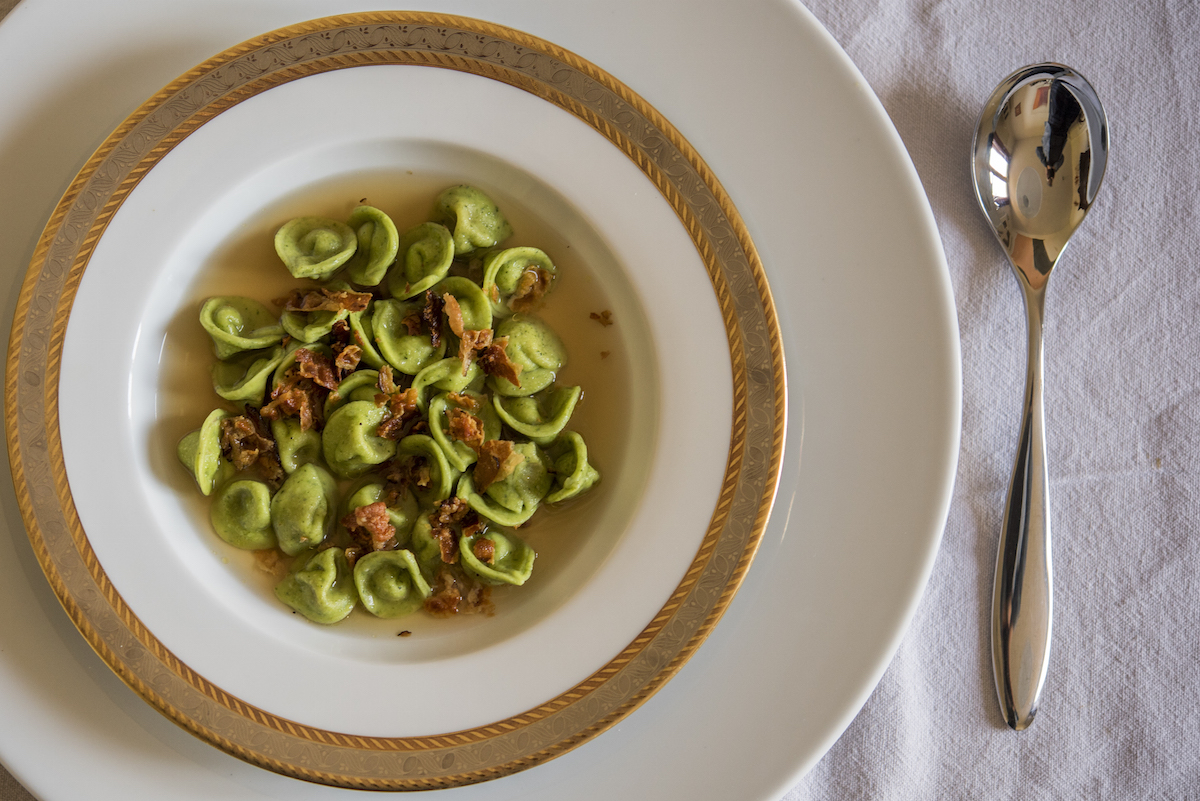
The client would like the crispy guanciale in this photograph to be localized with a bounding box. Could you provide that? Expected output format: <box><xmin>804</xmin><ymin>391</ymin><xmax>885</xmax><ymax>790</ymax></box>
<box><xmin>295</xmin><ymin>347</ymin><xmax>339</xmax><ymax>391</ymax></box>
<box><xmin>424</xmin><ymin>566</ymin><xmax>493</xmax><ymax>618</ymax></box>
<box><xmin>383</xmin><ymin>453</ymin><xmax>432</xmax><ymax>495</ymax></box>
<box><xmin>431</xmin><ymin>496</ymin><xmax>471</xmax><ymax>528</ymax></box>
<box><xmin>341</xmin><ymin>501</ymin><xmax>397</xmax><ymax>552</ymax></box>
<box><xmin>473</xmin><ymin>439</ymin><xmax>525</xmax><ymax>491</ymax></box>
<box><xmin>420</xmin><ymin>290</ymin><xmax>445</xmax><ymax>348</ymax></box>
<box><xmin>376</xmin><ymin>363</ymin><xmax>402</xmax><ymax>395</ymax></box>
<box><xmin>219</xmin><ymin>406</ymin><xmax>284</xmax><ymax>484</ymax></box>
<box><xmin>430</xmin><ymin>525</ymin><xmax>459</xmax><ymax>564</ymax></box>
<box><xmin>377</xmin><ymin>388</ymin><xmax>420</xmax><ymax>440</ymax></box>
<box><xmin>333</xmin><ymin>343</ymin><xmax>363</xmax><ymax>377</ymax></box>
<box><xmin>373</xmin><ymin>366</ymin><xmax>420</xmax><ymax>440</ymax></box>
<box><xmin>447</xmin><ymin>392</ymin><xmax>479</xmax><ymax>410</ymax></box>
<box><xmin>328</xmin><ymin>319</ymin><xmax>362</xmax><ymax>379</ymax></box>
<box><xmin>442</xmin><ymin>293</ymin><xmax>465</xmax><ymax>338</ymax></box>
<box><xmin>442</xmin><ymin>294</ymin><xmax>496</xmax><ymax>377</ymax></box>
<box><xmin>330</xmin><ymin>318</ymin><xmax>352</xmax><ymax>347</ymax></box>
<box><xmin>458</xmin><ymin>329</ymin><xmax>494</xmax><ymax>377</ymax></box>
<box><xmin>426</xmin><ymin>497</ymin><xmax>474</xmax><ymax>565</ymax></box>
<box><xmin>400</xmin><ymin>310</ymin><xmax>423</xmax><ymax>337</ymax></box>
<box><xmin>508</xmin><ymin>267</ymin><xmax>552</xmax><ymax>313</ymax></box>
<box><xmin>274</xmin><ymin>286</ymin><xmax>371</xmax><ymax>313</ymax></box>
<box><xmin>475</xmin><ymin>336</ymin><xmax>522</xmax><ymax>387</ymax></box>
<box><xmin>446</xmin><ymin>407</ymin><xmax>486</xmax><ymax>453</ymax></box>
<box><xmin>260</xmin><ymin>370</ymin><xmax>325</xmax><ymax>432</ymax></box>
<box><xmin>472</xmin><ymin>536</ymin><xmax>496</xmax><ymax>565</ymax></box>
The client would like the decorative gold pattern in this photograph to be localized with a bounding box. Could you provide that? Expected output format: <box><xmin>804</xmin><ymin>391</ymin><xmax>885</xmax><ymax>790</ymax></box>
<box><xmin>4</xmin><ymin>12</ymin><xmax>786</xmax><ymax>790</ymax></box>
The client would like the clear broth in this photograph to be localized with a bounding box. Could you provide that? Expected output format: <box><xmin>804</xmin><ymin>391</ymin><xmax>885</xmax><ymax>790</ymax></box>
<box><xmin>156</xmin><ymin>169</ymin><xmax>635</xmax><ymax>639</ymax></box>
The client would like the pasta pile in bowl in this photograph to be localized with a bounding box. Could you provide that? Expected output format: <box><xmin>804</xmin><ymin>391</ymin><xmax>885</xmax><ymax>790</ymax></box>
<box><xmin>179</xmin><ymin>185</ymin><xmax>601</xmax><ymax>625</ymax></box>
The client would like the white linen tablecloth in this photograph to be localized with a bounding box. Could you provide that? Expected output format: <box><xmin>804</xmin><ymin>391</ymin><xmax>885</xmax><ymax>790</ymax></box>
<box><xmin>788</xmin><ymin>0</ymin><xmax>1200</xmax><ymax>797</ymax></box>
<box><xmin>2</xmin><ymin>0</ymin><xmax>1198</xmax><ymax>798</ymax></box>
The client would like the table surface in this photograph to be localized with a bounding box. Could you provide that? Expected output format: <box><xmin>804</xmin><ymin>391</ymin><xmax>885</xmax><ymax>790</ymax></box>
<box><xmin>3</xmin><ymin>0</ymin><xmax>1198</xmax><ymax>798</ymax></box>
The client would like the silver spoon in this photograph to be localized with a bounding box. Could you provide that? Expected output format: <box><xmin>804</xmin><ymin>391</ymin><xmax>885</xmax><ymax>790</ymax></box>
<box><xmin>971</xmin><ymin>64</ymin><xmax>1108</xmax><ymax>730</ymax></box>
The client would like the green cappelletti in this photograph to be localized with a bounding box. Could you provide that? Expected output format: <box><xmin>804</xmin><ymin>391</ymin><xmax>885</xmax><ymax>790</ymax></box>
<box><xmin>178</xmin><ymin>184</ymin><xmax>602</xmax><ymax>626</ymax></box>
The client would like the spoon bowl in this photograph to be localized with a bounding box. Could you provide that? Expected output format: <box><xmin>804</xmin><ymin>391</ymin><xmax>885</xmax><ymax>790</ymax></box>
<box><xmin>971</xmin><ymin>63</ymin><xmax>1108</xmax><ymax>730</ymax></box>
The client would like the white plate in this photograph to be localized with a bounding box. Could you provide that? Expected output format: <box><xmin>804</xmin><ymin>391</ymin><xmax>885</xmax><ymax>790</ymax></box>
<box><xmin>14</xmin><ymin>13</ymin><xmax>783</xmax><ymax>788</ymax></box>
<box><xmin>58</xmin><ymin>63</ymin><xmax>733</xmax><ymax>740</ymax></box>
<box><xmin>0</xmin><ymin>1</ymin><xmax>959</xmax><ymax>800</ymax></box>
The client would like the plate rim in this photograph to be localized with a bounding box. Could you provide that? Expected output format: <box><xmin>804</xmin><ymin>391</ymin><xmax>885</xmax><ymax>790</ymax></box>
<box><xmin>3</xmin><ymin>10</ymin><xmax>786</xmax><ymax>790</ymax></box>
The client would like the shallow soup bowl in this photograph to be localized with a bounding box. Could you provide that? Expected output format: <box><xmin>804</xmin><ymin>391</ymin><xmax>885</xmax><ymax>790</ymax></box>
<box><xmin>9</xmin><ymin>14</ymin><xmax>785</xmax><ymax>789</ymax></box>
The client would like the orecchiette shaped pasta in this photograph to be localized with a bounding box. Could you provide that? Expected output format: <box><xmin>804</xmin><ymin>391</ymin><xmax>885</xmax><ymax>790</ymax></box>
<box><xmin>433</xmin><ymin>185</ymin><xmax>513</xmax><ymax>256</ymax></box>
<box><xmin>274</xmin><ymin>217</ymin><xmax>357</xmax><ymax>281</ymax></box>
<box><xmin>353</xmin><ymin>550</ymin><xmax>431</xmax><ymax>618</ymax></box>
<box><xmin>460</xmin><ymin>528</ymin><xmax>536</xmax><ymax>586</ymax></box>
<box><xmin>435</xmin><ymin>275</ymin><xmax>493</xmax><ymax>333</ymax></box>
<box><xmin>546</xmin><ymin>431</ymin><xmax>601</xmax><ymax>503</ymax></box>
<box><xmin>200</xmin><ymin>296</ymin><xmax>284</xmax><ymax>360</ymax></box>
<box><xmin>488</xmin><ymin>315</ymin><xmax>567</xmax><ymax>397</ymax></box>
<box><xmin>274</xmin><ymin>547</ymin><xmax>357</xmax><ymax>624</ymax></box>
<box><xmin>397</xmin><ymin>434</ymin><xmax>461</xmax><ymax>505</ymax></box>
<box><xmin>322</xmin><ymin>400</ymin><xmax>397</xmax><ymax>479</ymax></box>
<box><xmin>492</xmin><ymin>385</ymin><xmax>582</xmax><ymax>446</ymax></box>
<box><xmin>343</xmin><ymin>205</ymin><xmax>399</xmax><ymax>287</ymax></box>
<box><xmin>372</xmin><ymin>298</ymin><xmax>447</xmax><ymax>375</ymax></box>
<box><xmin>411</xmin><ymin>357</ymin><xmax>482</xmax><ymax>413</ymax></box>
<box><xmin>210</xmin><ymin>478</ymin><xmax>276</xmax><ymax>550</ymax></box>
<box><xmin>480</xmin><ymin>247</ymin><xmax>556</xmax><ymax>316</ymax></box>
<box><xmin>324</xmin><ymin>369</ymin><xmax>380</xmax><ymax>419</ymax></box>
<box><xmin>270</xmin><ymin>417</ymin><xmax>322</xmax><ymax>474</ymax></box>
<box><xmin>428</xmin><ymin>390</ymin><xmax>501</xmax><ymax>472</ymax></box>
<box><xmin>388</xmin><ymin>222</ymin><xmax>455</xmax><ymax>300</ymax></box>
<box><xmin>458</xmin><ymin>442</ymin><xmax>552</xmax><ymax>527</ymax></box>
<box><xmin>177</xmin><ymin>408</ymin><xmax>233</xmax><ymax>496</ymax></box>
<box><xmin>270</xmin><ymin>462</ymin><xmax>338</xmax><ymax>555</ymax></box>
<box><xmin>211</xmin><ymin>345</ymin><xmax>286</xmax><ymax>405</ymax></box>
<box><xmin>341</xmin><ymin>477</ymin><xmax>420</xmax><ymax>546</ymax></box>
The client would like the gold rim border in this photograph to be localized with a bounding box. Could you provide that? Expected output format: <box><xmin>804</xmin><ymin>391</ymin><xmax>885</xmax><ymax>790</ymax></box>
<box><xmin>4</xmin><ymin>12</ymin><xmax>786</xmax><ymax>790</ymax></box>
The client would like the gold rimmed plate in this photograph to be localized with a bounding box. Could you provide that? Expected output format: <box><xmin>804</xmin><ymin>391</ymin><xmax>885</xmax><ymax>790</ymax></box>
<box><xmin>5</xmin><ymin>13</ymin><xmax>784</xmax><ymax>790</ymax></box>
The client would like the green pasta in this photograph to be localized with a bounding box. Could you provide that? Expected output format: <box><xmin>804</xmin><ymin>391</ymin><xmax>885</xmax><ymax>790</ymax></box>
<box><xmin>344</xmin><ymin>205</ymin><xmax>400</xmax><ymax>286</ymax></box>
<box><xmin>481</xmin><ymin>246</ymin><xmax>556</xmax><ymax>316</ymax></box>
<box><xmin>177</xmin><ymin>408</ymin><xmax>234</xmax><ymax>496</ymax></box>
<box><xmin>354</xmin><ymin>550</ymin><xmax>431</xmax><ymax>618</ymax></box>
<box><xmin>274</xmin><ymin>217</ymin><xmax>357</xmax><ymax>280</ymax></box>
<box><xmin>389</xmin><ymin>221</ymin><xmax>455</xmax><ymax>299</ymax></box>
<box><xmin>271</xmin><ymin>462</ymin><xmax>338</xmax><ymax>556</ymax></box>
<box><xmin>488</xmin><ymin>315</ymin><xmax>567</xmax><ymax>397</ymax></box>
<box><xmin>460</xmin><ymin>528</ymin><xmax>535</xmax><ymax>587</ymax></box>
<box><xmin>178</xmin><ymin>184</ymin><xmax>601</xmax><ymax>626</ymax></box>
<box><xmin>372</xmin><ymin>297</ymin><xmax>447</xmax><ymax>375</ymax></box>
<box><xmin>322</xmin><ymin>400</ymin><xmax>397</xmax><ymax>479</ymax></box>
<box><xmin>200</xmin><ymin>296</ymin><xmax>284</xmax><ymax>359</ymax></box>
<box><xmin>212</xmin><ymin>345</ymin><xmax>287</xmax><ymax>405</ymax></box>
<box><xmin>434</xmin><ymin>185</ymin><xmax>514</xmax><ymax>255</ymax></box>
<box><xmin>211</xmin><ymin>478</ymin><xmax>276</xmax><ymax>550</ymax></box>
<box><xmin>275</xmin><ymin>547</ymin><xmax>357</xmax><ymax>624</ymax></box>
<box><xmin>456</xmin><ymin>442</ymin><xmax>552</xmax><ymax>528</ymax></box>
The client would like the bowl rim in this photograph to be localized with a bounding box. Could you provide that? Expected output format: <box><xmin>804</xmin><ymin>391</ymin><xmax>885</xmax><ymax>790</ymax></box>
<box><xmin>4</xmin><ymin>10</ymin><xmax>786</xmax><ymax>790</ymax></box>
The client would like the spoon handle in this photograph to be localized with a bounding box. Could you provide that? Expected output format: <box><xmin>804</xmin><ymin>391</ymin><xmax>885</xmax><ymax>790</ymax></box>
<box><xmin>993</xmin><ymin>284</ymin><xmax>1053</xmax><ymax>730</ymax></box>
